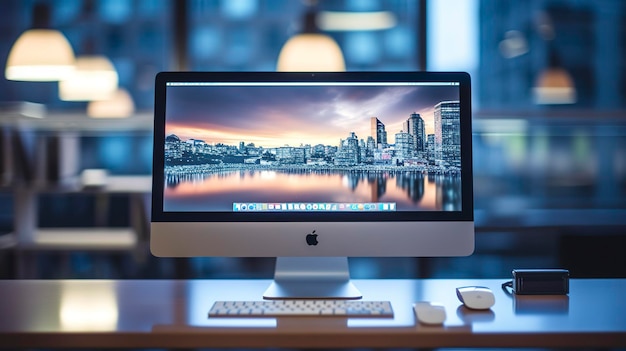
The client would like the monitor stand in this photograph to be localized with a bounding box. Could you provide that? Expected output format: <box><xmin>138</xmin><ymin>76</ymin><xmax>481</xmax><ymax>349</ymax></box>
<box><xmin>263</xmin><ymin>257</ymin><xmax>362</xmax><ymax>299</ymax></box>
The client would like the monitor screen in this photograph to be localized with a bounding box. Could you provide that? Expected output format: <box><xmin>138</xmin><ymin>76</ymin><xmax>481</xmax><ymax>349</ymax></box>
<box><xmin>151</xmin><ymin>72</ymin><xmax>474</xmax><ymax>299</ymax></box>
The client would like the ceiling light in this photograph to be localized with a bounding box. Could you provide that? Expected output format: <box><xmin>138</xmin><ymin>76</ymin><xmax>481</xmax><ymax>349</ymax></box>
<box><xmin>533</xmin><ymin>67</ymin><xmax>576</xmax><ymax>104</ymax></box>
<box><xmin>277</xmin><ymin>7</ymin><xmax>345</xmax><ymax>72</ymax></box>
<box><xmin>277</xmin><ymin>34</ymin><xmax>345</xmax><ymax>72</ymax></box>
<box><xmin>317</xmin><ymin>11</ymin><xmax>396</xmax><ymax>31</ymax></box>
<box><xmin>532</xmin><ymin>45</ymin><xmax>576</xmax><ymax>105</ymax></box>
<box><xmin>5</xmin><ymin>29</ymin><xmax>75</xmax><ymax>81</ymax></box>
<box><xmin>59</xmin><ymin>56</ymin><xmax>118</xmax><ymax>101</ymax></box>
<box><xmin>5</xmin><ymin>4</ymin><xmax>75</xmax><ymax>81</ymax></box>
<box><xmin>87</xmin><ymin>89</ymin><xmax>134</xmax><ymax>118</ymax></box>
<box><xmin>498</xmin><ymin>30</ymin><xmax>528</xmax><ymax>59</ymax></box>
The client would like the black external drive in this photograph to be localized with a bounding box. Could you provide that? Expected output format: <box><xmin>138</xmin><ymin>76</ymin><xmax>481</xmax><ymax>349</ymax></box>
<box><xmin>512</xmin><ymin>269</ymin><xmax>569</xmax><ymax>295</ymax></box>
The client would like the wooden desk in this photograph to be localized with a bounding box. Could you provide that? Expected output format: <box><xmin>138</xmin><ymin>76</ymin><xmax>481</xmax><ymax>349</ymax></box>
<box><xmin>1</xmin><ymin>279</ymin><xmax>624</xmax><ymax>348</ymax></box>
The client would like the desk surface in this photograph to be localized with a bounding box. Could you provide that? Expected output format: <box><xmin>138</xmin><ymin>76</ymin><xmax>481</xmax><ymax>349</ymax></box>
<box><xmin>1</xmin><ymin>279</ymin><xmax>625</xmax><ymax>348</ymax></box>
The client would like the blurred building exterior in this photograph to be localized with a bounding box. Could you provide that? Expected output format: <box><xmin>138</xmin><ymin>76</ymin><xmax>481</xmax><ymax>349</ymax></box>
<box><xmin>479</xmin><ymin>0</ymin><xmax>625</xmax><ymax>109</ymax></box>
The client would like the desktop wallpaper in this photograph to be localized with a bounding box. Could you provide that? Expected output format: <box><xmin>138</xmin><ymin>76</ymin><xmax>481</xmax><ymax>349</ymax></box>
<box><xmin>162</xmin><ymin>84</ymin><xmax>462</xmax><ymax>212</ymax></box>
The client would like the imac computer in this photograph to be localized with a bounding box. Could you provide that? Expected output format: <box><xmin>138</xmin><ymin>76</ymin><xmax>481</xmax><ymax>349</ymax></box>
<box><xmin>151</xmin><ymin>72</ymin><xmax>474</xmax><ymax>299</ymax></box>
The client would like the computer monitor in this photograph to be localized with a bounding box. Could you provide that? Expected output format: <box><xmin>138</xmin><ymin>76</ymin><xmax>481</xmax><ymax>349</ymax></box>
<box><xmin>151</xmin><ymin>72</ymin><xmax>474</xmax><ymax>299</ymax></box>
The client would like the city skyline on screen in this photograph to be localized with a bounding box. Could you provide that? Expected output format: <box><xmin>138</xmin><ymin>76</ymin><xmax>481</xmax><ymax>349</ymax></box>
<box><xmin>164</xmin><ymin>84</ymin><xmax>459</xmax><ymax>148</ymax></box>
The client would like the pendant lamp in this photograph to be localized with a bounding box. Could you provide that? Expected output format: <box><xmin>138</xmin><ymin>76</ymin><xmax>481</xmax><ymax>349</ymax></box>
<box><xmin>277</xmin><ymin>7</ymin><xmax>345</xmax><ymax>72</ymax></box>
<box><xmin>5</xmin><ymin>4</ymin><xmax>75</xmax><ymax>81</ymax></box>
<box><xmin>59</xmin><ymin>55</ymin><xmax>118</xmax><ymax>101</ymax></box>
<box><xmin>87</xmin><ymin>88</ymin><xmax>134</xmax><ymax>118</ymax></box>
<box><xmin>532</xmin><ymin>45</ymin><xmax>576</xmax><ymax>105</ymax></box>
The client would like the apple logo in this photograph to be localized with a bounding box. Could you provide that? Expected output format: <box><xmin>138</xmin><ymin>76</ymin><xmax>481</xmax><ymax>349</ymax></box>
<box><xmin>305</xmin><ymin>230</ymin><xmax>319</xmax><ymax>246</ymax></box>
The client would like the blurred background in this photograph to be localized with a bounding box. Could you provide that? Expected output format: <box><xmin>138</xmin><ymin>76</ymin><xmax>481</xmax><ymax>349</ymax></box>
<box><xmin>0</xmin><ymin>0</ymin><xmax>624</xmax><ymax>280</ymax></box>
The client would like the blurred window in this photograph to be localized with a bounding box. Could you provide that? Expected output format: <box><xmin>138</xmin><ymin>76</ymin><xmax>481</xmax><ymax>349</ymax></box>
<box><xmin>187</xmin><ymin>0</ymin><xmax>421</xmax><ymax>71</ymax></box>
<box><xmin>0</xmin><ymin>0</ymin><xmax>422</xmax><ymax>109</ymax></box>
<box><xmin>427</xmin><ymin>0</ymin><xmax>479</xmax><ymax>73</ymax></box>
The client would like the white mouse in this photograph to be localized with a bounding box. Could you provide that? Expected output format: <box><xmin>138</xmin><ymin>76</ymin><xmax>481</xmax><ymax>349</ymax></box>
<box><xmin>456</xmin><ymin>286</ymin><xmax>495</xmax><ymax>310</ymax></box>
<box><xmin>413</xmin><ymin>302</ymin><xmax>446</xmax><ymax>325</ymax></box>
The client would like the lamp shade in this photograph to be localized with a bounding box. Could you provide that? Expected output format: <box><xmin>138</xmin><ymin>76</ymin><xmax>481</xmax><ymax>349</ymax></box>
<box><xmin>87</xmin><ymin>88</ymin><xmax>134</xmax><ymax>118</ymax></box>
<box><xmin>5</xmin><ymin>29</ymin><xmax>75</xmax><ymax>81</ymax></box>
<box><xmin>59</xmin><ymin>56</ymin><xmax>118</xmax><ymax>101</ymax></box>
<box><xmin>277</xmin><ymin>33</ymin><xmax>345</xmax><ymax>72</ymax></box>
<box><xmin>532</xmin><ymin>67</ymin><xmax>576</xmax><ymax>104</ymax></box>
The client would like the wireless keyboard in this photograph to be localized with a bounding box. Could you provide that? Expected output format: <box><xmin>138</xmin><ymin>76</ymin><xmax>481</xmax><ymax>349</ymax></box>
<box><xmin>209</xmin><ymin>300</ymin><xmax>394</xmax><ymax>317</ymax></box>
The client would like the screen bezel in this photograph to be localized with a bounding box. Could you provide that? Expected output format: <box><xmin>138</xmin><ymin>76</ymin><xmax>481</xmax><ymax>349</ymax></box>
<box><xmin>152</xmin><ymin>71</ymin><xmax>473</xmax><ymax>223</ymax></box>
